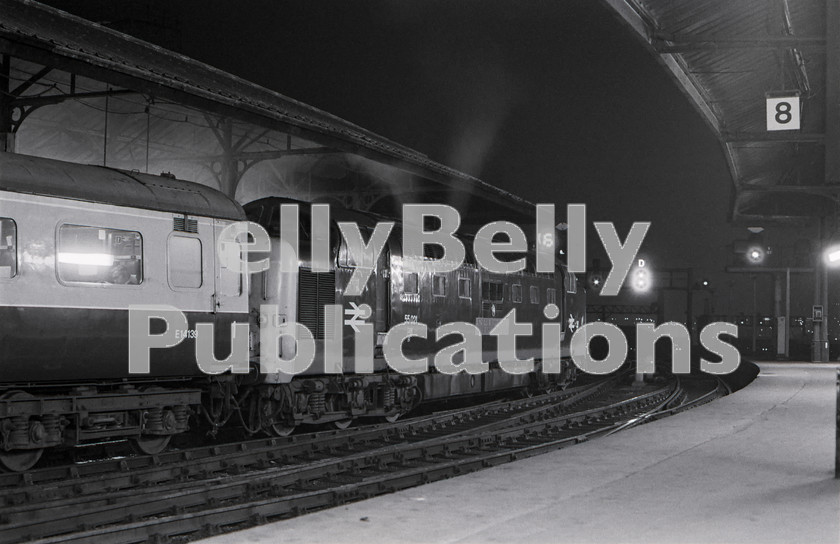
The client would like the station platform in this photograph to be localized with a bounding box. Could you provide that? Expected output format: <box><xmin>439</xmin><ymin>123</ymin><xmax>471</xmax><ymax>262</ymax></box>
<box><xmin>201</xmin><ymin>362</ymin><xmax>840</xmax><ymax>544</ymax></box>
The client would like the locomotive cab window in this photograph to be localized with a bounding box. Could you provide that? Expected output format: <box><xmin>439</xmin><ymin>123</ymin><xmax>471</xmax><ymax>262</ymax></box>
<box><xmin>404</xmin><ymin>272</ymin><xmax>419</xmax><ymax>294</ymax></box>
<box><xmin>169</xmin><ymin>235</ymin><xmax>202</xmax><ymax>288</ymax></box>
<box><xmin>57</xmin><ymin>225</ymin><xmax>143</xmax><ymax>285</ymax></box>
<box><xmin>482</xmin><ymin>280</ymin><xmax>504</xmax><ymax>303</ymax></box>
<box><xmin>0</xmin><ymin>218</ymin><xmax>17</xmax><ymax>279</ymax></box>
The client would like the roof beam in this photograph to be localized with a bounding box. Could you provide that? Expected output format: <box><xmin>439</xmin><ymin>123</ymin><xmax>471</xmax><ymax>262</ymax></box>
<box><xmin>722</xmin><ymin>132</ymin><xmax>824</xmax><ymax>143</ymax></box>
<box><xmin>172</xmin><ymin>147</ymin><xmax>338</xmax><ymax>163</ymax></box>
<box><xmin>657</xmin><ymin>53</ymin><xmax>722</xmax><ymax>134</ymax></box>
<box><xmin>739</xmin><ymin>185</ymin><xmax>840</xmax><ymax>198</ymax></box>
<box><xmin>655</xmin><ymin>36</ymin><xmax>825</xmax><ymax>53</ymax></box>
<box><xmin>12</xmin><ymin>88</ymin><xmax>139</xmax><ymax>107</ymax></box>
<box><xmin>600</xmin><ymin>0</ymin><xmax>654</xmax><ymax>42</ymax></box>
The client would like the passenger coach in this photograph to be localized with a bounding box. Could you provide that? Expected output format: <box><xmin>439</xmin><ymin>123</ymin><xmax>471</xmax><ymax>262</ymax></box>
<box><xmin>0</xmin><ymin>151</ymin><xmax>248</xmax><ymax>469</ymax></box>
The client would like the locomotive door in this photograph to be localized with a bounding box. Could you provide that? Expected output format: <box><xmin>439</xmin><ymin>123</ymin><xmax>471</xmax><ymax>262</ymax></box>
<box><xmin>374</xmin><ymin>243</ymin><xmax>390</xmax><ymax>351</ymax></box>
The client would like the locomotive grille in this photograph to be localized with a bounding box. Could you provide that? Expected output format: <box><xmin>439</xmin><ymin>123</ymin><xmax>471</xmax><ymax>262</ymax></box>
<box><xmin>173</xmin><ymin>216</ymin><xmax>198</xmax><ymax>233</ymax></box>
<box><xmin>298</xmin><ymin>268</ymin><xmax>335</xmax><ymax>339</ymax></box>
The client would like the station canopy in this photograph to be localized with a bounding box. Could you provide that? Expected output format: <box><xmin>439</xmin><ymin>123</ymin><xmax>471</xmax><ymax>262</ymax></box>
<box><xmin>604</xmin><ymin>0</ymin><xmax>835</xmax><ymax>224</ymax></box>
<box><xmin>0</xmin><ymin>0</ymin><xmax>536</xmax><ymax>232</ymax></box>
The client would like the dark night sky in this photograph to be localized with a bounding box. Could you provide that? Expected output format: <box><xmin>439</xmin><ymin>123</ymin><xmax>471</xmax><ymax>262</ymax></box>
<box><xmin>164</xmin><ymin>0</ymin><xmax>791</xmax><ymax>315</ymax></box>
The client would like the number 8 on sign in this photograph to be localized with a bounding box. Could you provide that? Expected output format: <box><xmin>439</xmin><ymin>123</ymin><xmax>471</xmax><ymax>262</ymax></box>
<box><xmin>766</xmin><ymin>96</ymin><xmax>800</xmax><ymax>131</ymax></box>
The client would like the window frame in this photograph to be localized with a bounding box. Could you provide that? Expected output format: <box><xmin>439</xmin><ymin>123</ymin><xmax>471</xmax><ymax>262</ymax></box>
<box><xmin>458</xmin><ymin>277</ymin><xmax>471</xmax><ymax>299</ymax></box>
<box><xmin>530</xmin><ymin>285</ymin><xmax>540</xmax><ymax>304</ymax></box>
<box><xmin>404</xmin><ymin>271</ymin><xmax>419</xmax><ymax>294</ymax></box>
<box><xmin>0</xmin><ymin>217</ymin><xmax>18</xmax><ymax>280</ymax></box>
<box><xmin>482</xmin><ymin>280</ymin><xmax>504</xmax><ymax>303</ymax></box>
<box><xmin>511</xmin><ymin>283</ymin><xmax>522</xmax><ymax>303</ymax></box>
<box><xmin>433</xmin><ymin>274</ymin><xmax>447</xmax><ymax>297</ymax></box>
<box><xmin>55</xmin><ymin>223</ymin><xmax>144</xmax><ymax>288</ymax></box>
<box><xmin>167</xmin><ymin>233</ymin><xmax>204</xmax><ymax>290</ymax></box>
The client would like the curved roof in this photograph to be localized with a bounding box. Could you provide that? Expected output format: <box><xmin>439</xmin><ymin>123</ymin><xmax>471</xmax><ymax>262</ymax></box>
<box><xmin>0</xmin><ymin>152</ymin><xmax>245</xmax><ymax>220</ymax></box>
<box><xmin>0</xmin><ymin>0</ymin><xmax>533</xmax><ymax>222</ymax></box>
<box><xmin>603</xmin><ymin>0</ymin><xmax>832</xmax><ymax>224</ymax></box>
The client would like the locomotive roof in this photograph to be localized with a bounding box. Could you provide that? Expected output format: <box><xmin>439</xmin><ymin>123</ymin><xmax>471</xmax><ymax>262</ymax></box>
<box><xmin>0</xmin><ymin>152</ymin><xmax>245</xmax><ymax>220</ymax></box>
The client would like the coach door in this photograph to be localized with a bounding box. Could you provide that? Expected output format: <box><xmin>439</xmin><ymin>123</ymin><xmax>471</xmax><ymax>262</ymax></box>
<box><xmin>213</xmin><ymin>219</ymin><xmax>247</xmax><ymax>314</ymax></box>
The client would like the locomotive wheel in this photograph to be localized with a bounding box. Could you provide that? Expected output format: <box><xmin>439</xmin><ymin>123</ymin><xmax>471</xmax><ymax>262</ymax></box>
<box><xmin>0</xmin><ymin>391</ymin><xmax>45</xmax><ymax>471</ymax></box>
<box><xmin>132</xmin><ymin>435</ymin><xmax>171</xmax><ymax>455</ymax></box>
<box><xmin>0</xmin><ymin>448</ymin><xmax>43</xmax><ymax>472</ymax></box>
<box><xmin>333</xmin><ymin>418</ymin><xmax>353</xmax><ymax>430</ymax></box>
<box><xmin>269</xmin><ymin>422</ymin><xmax>295</xmax><ymax>437</ymax></box>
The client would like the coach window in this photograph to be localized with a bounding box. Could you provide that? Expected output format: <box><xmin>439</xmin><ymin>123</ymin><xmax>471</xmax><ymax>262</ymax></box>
<box><xmin>530</xmin><ymin>285</ymin><xmax>539</xmax><ymax>304</ymax></box>
<box><xmin>169</xmin><ymin>235</ymin><xmax>202</xmax><ymax>288</ymax></box>
<box><xmin>57</xmin><ymin>225</ymin><xmax>143</xmax><ymax>285</ymax></box>
<box><xmin>547</xmin><ymin>288</ymin><xmax>557</xmax><ymax>305</ymax></box>
<box><xmin>433</xmin><ymin>274</ymin><xmax>447</xmax><ymax>297</ymax></box>
<box><xmin>511</xmin><ymin>283</ymin><xmax>522</xmax><ymax>303</ymax></box>
<box><xmin>404</xmin><ymin>272</ymin><xmax>419</xmax><ymax>294</ymax></box>
<box><xmin>0</xmin><ymin>218</ymin><xmax>17</xmax><ymax>279</ymax></box>
<box><xmin>458</xmin><ymin>277</ymin><xmax>471</xmax><ymax>299</ymax></box>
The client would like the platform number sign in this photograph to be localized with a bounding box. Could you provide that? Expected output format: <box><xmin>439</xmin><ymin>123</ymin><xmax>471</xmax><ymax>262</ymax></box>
<box><xmin>766</xmin><ymin>95</ymin><xmax>800</xmax><ymax>131</ymax></box>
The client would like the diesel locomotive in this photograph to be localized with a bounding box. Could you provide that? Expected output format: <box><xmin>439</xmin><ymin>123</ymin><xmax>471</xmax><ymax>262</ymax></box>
<box><xmin>0</xmin><ymin>151</ymin><xmax>585</xmax><ymax>471</ymax></box>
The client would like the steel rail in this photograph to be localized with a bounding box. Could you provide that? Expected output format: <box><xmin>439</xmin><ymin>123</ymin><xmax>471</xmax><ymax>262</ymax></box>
<box><xmin>0</xmin><ymin>378</ymin><xmax>616</xmax><ymax>502</ymax></box>
<box><xmin>2</xmin><ymin>380</ymin><xmax>676</xmax><ymax>544</ymax></box>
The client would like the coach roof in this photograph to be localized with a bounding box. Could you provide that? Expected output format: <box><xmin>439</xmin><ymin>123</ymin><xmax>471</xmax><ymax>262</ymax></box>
<box><xmin>0</xmin><ymin>152</ymin><xmax>245</xmax><ymax>221</ymax></box>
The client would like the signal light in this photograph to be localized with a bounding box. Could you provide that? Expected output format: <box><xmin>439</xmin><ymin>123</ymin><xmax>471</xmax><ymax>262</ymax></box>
<box><xmin>630</xmin><ymin>260</ymin><xmax>651</xmax><ymax>293</ymax></box>
<box><xmin>587</xmin><ymin>272</ymin><xmax>604</xmax><ymax>292</ymax></box>
<box><xmin>746</xmin><ymin>246</ymin><xmax>765</xmax><ymax>264</ymax></box>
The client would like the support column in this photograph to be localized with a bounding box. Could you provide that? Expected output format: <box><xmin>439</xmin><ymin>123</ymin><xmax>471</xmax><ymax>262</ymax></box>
<box><xmin>0</xmin><ymin>55</ymin><xmax>14</xmax><ymax>153</ymax></box>
<box><xmin>814</xmin><ymin>220</ymin><xmax>826</xmax><ymax>362</ymax></box>
<box><xmin>822</xmin><ymin>0</ymin><xmax>840</xmax><ymax>362</ymax></box>
<box><xmin>686</xmin><ymin>269</ymin><xmax>694</xmax><ymax>343</ymax></box>
<box><xmin>785</xmin><ymin>267</ymin><xmax>791</xmax><ymax>359</ymax></box>
<box><xmin>774</xmin><ymin>273</ymin><xmax>784</xmax><ymax>359</ymax></box>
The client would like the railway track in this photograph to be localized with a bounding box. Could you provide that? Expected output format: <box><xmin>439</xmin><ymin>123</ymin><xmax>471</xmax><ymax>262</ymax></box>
<box><xmin>0</xmin><ymin>374</ymin><xmax>725</xmax><ymax>544</ymax></box>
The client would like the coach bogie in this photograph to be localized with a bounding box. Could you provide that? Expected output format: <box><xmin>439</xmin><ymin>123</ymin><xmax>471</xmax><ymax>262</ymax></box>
<box><xmin>0</xmin><ymin>152</ymin><xmax>249</xmax><ymax>468</ymax></box>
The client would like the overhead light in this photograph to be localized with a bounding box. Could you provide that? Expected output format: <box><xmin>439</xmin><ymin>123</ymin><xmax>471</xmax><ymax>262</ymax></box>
<box><xmin>824</xmin><ymin>243</ymin><xmax>840</xmax><ymax>266</ymax></box>
<box><xmin>58</xmin><ymin>252</ymin><xmax>114</xmax><ymax>266</ymax></box>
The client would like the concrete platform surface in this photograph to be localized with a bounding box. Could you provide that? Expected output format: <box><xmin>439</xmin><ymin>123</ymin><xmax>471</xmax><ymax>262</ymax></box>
<box><xmin>201</xmin><ymin>363</ymin><xmax>840</xmax><ymax>544</ymax></box>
